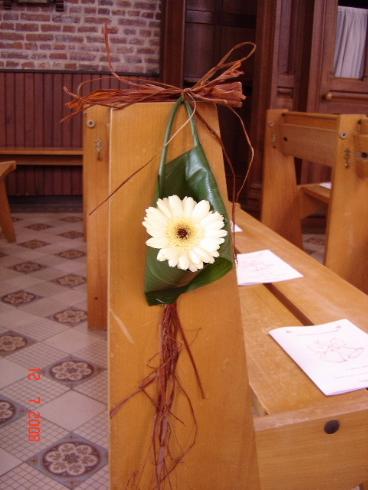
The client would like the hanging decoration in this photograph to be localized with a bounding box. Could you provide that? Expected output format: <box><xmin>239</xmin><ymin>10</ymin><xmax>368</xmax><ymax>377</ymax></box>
<box><xmin>64</xmin><ymin>28</ymin><xmax>255</xmax><ymax>488</ymax></box>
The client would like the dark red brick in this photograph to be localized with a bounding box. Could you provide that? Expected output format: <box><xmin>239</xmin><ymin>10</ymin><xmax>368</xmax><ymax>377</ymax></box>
<box><xmin>6</xmin><ymin>61</ymin><xmax>20</xmax><ymax>68</ymax></box>
<box><xmin>63</xmin><ymin>25</ymin><xmax>76</xmax><ymax>33</ymax></box>
<box><xmin>78</xmin><ymin>25</ymin><xmax>98</xmax><ymax>33</ymax></box>
<box><xmin>3</xmin><ymin>13</ymin><xmax>19</xmax><ymax>21</ymax></box>
<box><xmin>50</xmin><ymin>52</ymin><xmax>67</xmax><ymax>59</ymax></box>
<box><xmin>135</xmin><ymin>2</ymin><xmax>156</xmax><ymax>10</ymax></box>
<box><xmin>41</xmin><ymin>24</ymin><xmax>62</xmax><ymax>32</ymax></box>
<box><xmin>16</xmin><ymin>23</ymin><xmax>39</xmax><ymax>32</ymax></box>
<box><xmin>21</xmin><ymin>61</ymin><xmax>36</xmax><ymax>69</ymax></box>
<box><xmin>26</xmin><ymin>33</ymin><xmax>53</xmax><ymax>41</ymax></box>
<box><xmin>2</xmin><ymin>32</ymin><xmax>24</xmax><ymax>41</ymax></box>
<box><xmin>20</xmin><ymin>12</ymin><xmax>50</xmax><ymax>21</ymax></box>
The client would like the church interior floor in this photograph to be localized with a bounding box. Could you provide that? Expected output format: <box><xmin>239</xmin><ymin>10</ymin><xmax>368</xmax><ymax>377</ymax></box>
<box><xmin>0</xmin><ymin>209</ymin><xmax>326</xmax><ymax>489</ymax></box>
<box><xmin>0</xmin><ymin>211</ymin><xmax>107</xmax><ymax>490</ymax></box>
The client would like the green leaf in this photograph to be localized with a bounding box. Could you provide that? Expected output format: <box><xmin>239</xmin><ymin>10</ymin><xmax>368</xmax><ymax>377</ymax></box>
<box><xmin>144</xmin><ymin>98</ymin><xmax>233</xmax><ymax>306</ymax></box>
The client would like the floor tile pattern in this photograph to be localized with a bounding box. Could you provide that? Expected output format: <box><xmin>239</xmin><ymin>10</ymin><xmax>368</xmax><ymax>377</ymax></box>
<box><xmin>1</xmin><ymin>290</ymin><xmax>42</xmax><ymax>307</ymax></box>
<box><xmin>27</xmin><ymin>434</ymin><xmax>107</xmax><ymax>489</ymax></box>
<box><xmin>0</xmin><ymin>396</ymin><xmax>27</xmax><ymax>428</ymax></box>
<box><xmin>0</xmin><ymin>213</ymin><xmax>108</xmax><ymax>489</ymax></box>
<box><xmin>0</xmin><ymin>331</ymin><xmax>34</xmax><ymax>356</ymax></box>
<box><xmin>50</xmin><ymin>307</ymin><xmax>88</xmax><ymax>327</ymax></box>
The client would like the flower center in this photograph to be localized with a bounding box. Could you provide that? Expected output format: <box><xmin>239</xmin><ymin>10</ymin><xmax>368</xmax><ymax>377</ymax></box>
<box><xmin>176</xmin><ymin>227</ymin><xmax>190</xmax><ymax>240</ymax></box>
<box><xmin>166</xmin><ymin>219</ymin><xmax>200</xmax><ymax>249</ymax></box>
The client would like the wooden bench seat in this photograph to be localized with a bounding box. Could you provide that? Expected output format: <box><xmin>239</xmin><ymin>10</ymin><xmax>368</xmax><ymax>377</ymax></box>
<box><xmin>0</xmin><ymin>147</ymin><xmax>83</xmax><ymax>166</ymax></box>
<box><xmin>235</xmin><ymin>208</ymin><xmax>368</xmax><ymax>490</ymax></box>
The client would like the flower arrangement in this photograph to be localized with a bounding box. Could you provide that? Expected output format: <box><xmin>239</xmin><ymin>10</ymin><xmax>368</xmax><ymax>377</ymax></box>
<box><xmin>143</xmin><ymin>98</ymin><xmax>233</xmax><ymax>308</ymax></box>
<box><xmin>143</xmin><ymin>195</ymin><xmax>227</xmax><ymax>272</ymax></box>
<box><xmin>65</xmin><ymin>30</ymin><xmax>255</xmax><ymax>488</ymax></box>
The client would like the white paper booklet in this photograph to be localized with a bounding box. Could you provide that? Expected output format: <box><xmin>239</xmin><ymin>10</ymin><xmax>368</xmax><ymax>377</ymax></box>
<box><xmin>319</xmin><ymin>181</ymin><xmax>332</xmax><ymax>189</ymax></box>
<box><xmin>236</xmin><ymin>249</ymin><xmax>303</xmax><ymax>285</ymax></box>
<box><xmin>269</xmin><ymin>319</ymin><xmax>368</xmax><ymax>395</ymax></box>
<box><xmin>231</xmin><ymin>222</ymin><xmax>242</xmax><ymax>232</ymax></box>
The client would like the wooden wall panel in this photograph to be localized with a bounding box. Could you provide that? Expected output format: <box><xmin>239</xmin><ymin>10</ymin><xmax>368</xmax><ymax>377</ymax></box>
<box><xmin>1</xmin><ymin>70</ymin><xmax>152</xmax><ymax>196</ymax></box>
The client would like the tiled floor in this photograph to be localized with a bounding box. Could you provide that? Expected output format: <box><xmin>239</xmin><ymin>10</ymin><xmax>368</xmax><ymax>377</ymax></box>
<box><xmin>0</xmin><ymin>213</ymin><xmax>108</xmax><ymax>489</ymax></box>
<box><xmin>302</xmin><ymin>233</ymin><xmax>325</xmax><ymax>263</ymax></box>
<box><xmin>0</xmin><ymin>210</ymin><xmax>327</xmax><ymax>489</ymax></box>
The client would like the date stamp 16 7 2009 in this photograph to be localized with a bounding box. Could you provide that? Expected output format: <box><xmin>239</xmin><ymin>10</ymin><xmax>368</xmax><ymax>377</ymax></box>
<box><xmin>27</xmin><ymin>368</ymin><xmax>42</xmax><ymax>442</ymax></box>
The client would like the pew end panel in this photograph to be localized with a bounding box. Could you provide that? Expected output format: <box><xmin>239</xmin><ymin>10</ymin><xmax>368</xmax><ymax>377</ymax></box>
<box><xmin>261</xmin><ymin>109</ymin><xmax>368</xmax><ymax>294</ymax></box>
<box><xmin>0</xmin><ymin>160</ymin><xmax>17</xmax><ymax>242</ymax></box>
<box><xmin>108</xmin><ymin>102</ymin><xmax>261</xmax><ymax>489</ymax></box>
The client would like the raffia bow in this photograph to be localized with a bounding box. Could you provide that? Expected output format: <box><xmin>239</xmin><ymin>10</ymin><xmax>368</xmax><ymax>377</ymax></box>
<box><xmin>63</xmin><ymin>31</ymin><xmax>256</xmax><ymax>218</ymax></box>
<box><xmin>63</xmin><ymin>28</ymin><xmax>255</xmax><ymax>116</ymax></box>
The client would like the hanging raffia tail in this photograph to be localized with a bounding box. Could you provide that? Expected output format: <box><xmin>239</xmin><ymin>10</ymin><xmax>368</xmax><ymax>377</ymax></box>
<box><xmin>110</xmin><ymin>303</ymin><xmax>204</xmax><ymax>489</ymax></box>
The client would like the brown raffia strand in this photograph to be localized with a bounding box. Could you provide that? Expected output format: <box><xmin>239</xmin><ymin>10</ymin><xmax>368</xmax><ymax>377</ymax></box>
<box><xmin>63</xmin><ymin>23</ymin><xmax>255</xmax><ymax>117</ymax></box>
<box><xmin>110</xmin><ymin>303</ymin><xmax>202</xmax><ymax>489</ymax></box>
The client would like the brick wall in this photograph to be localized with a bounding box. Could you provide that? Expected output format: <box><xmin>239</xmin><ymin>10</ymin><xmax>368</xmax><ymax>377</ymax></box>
<box><xmin>0</xmin><ymin>0</ymin><xmax>161</xmax><ymax>74</ymax></box>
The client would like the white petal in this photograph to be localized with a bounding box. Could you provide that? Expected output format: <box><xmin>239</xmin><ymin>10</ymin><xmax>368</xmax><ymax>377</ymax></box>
<box><xmin>200</xmin><ymin>238</ymin><xmax>222</xmax><ymax>252</ymax></box>
<box><xmin>156</xmin><ymin>198</ymin><xmax>172</xmax><ymax>218</ymax></box>
<box><xmin>144</xmin><ymin>225</ymin><xmax>167</xmax><ymax>237</ymax></box>
<box><xmin>192</xmin><ymin>246</ymin><xmax>213</xmax><ymax>262</ymax></box>
<box><xmin>189</xmin><ymin>261</ymin><xmax>203</xmax><ymax>272</ymax></box>
<box><xmin>188</xmin><ymin>263</ymin><xmax>199</xmax><ymax>272</ymax></box>
<box><xmin>168</xmin><ymin>258</ymin><xmax>178</xmax><ymax>267</ymax></box>
<box><xmin>164</xmin><ymin>247</ymin><xmax>179</xmax><ymax>260</ymax></box>
<box><xmin>201</xmin><ymin>213</ymin><xmax>225</xmax><ymax>228</ymax></box>
<box><xmin>204</xmin><ymin>229</ymin><xmax>228</xmax><ymax>238</ymax></box>
<box><xmin>178</xmin><ymin>254</ymin><xmax>190</xmax><ymax>270</ymax></box>
<box><xmin>182</xmin><ymin>196</ymin><xmax>196</xmax><ymax>216</ymax></box>
<box><xmin>192</xmin><ymin>200</ymin><xmax>211</xmax><ymax>220</ymax></box>
<box><xmin>157</xmin><ymin>249</ymin><xmax>168</xmax><ymax>261</ymax></box>
<box><xmin>168</xmin><ymin>195</ymin><xmax>183</xmax><ymax>217</ymax></box>
<box><xmin>146</xmin><ymin>237</ymin><xmax>169</xmax><ymax>248</ymax></box>
<box><xmin>145</xmin><ymin>207</ymin><xmax>167</xmax><ymax>222</ymax></box>
<box><xmin>188</xmin><ymin>249</ymin><xmax>202</xmax><ymax>264</ymax></box>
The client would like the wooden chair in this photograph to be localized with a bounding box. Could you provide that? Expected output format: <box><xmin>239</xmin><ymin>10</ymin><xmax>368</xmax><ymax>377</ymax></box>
<box><xmin>261</xmin><ymin>109</ymin><xmax>368</xmax><ymax>294</ymax></box>
<box><xmin>0</xmin><ymin>160</ymin><xmax>16</xmax><ymax>242</ymax></box>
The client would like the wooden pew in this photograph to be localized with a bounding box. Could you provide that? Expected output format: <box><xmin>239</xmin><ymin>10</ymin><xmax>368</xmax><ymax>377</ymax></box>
<box><xmin>108</xmin><ymin>102</ymin><xmax>261</xmax><ymax>488</ymax></box>
<box><xmin>0</xmin><ymin>160</ymin><xmax>16</xmax><ymax>242</ymax></box>
<box><xmin>83</xmin><ymin>105</ymin><xmax>368</xmax><ymax>488</ymax></box>
<box><xmin>235</xmin><ymin>208</ymin><xmax>368</xmax><ymax>490</ymax></box>
<box><xmin>261</xmin><ymin>109</ymin><xmax>368</xmax><ymax>294</ymax></box>
<box><xmin>0</xmin><ymin>147</ymin><xmax>82</xmax><ymax>166</ymax></box>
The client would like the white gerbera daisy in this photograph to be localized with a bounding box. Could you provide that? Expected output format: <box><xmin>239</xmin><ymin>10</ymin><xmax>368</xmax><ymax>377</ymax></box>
<box><xmin>142</xmin><ymin>195</ymin><xmax>228</xmax><ymax>272</ymax></box>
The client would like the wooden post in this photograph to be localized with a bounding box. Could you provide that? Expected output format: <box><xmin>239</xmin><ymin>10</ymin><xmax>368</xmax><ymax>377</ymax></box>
<box><xmin>261</xmin><ymin>109</ymin><xmax>303</xmax><ymax>247</ymax></box>
<box><xmin>0</xmin><ymin>161</ymin><xmax>16</xmax><ymax>242</ymax></box>
<box><xmin>325</xmin><ymin>115</ymin><xmax>368</xmax><ymax>293</ymax></box>
<box><xmin>84</xmin><ymin>107</ymin><xmax>110</xmax><ymax>330</ymax></box>
<box><xmin>108</xmin><ymin>102</ymin><xmax>260</xmax><ymax>489</ymax></box>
